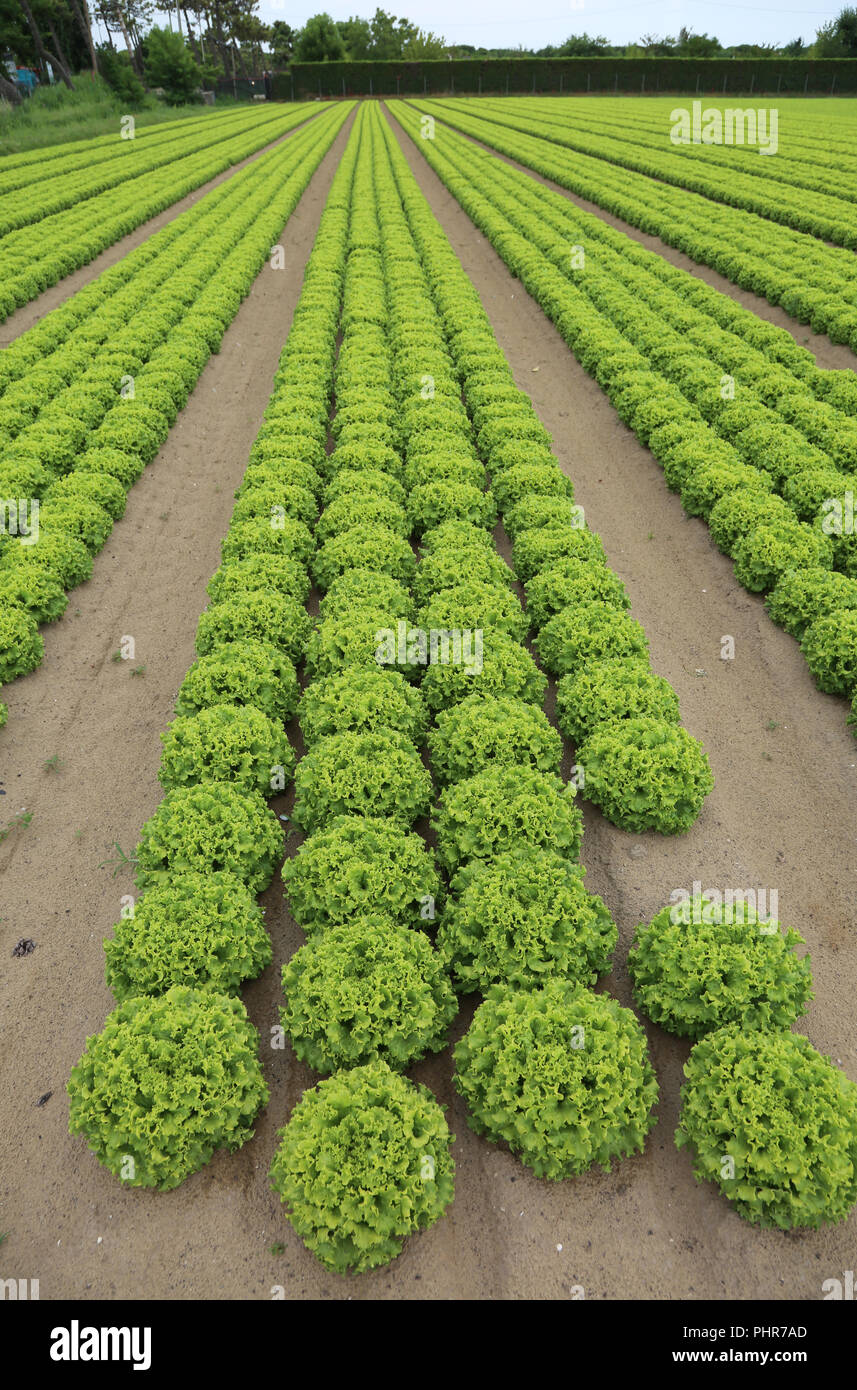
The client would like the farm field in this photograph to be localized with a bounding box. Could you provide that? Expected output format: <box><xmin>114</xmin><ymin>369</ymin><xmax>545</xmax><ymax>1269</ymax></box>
<box><xmin>1</xmin><ymin>88</ymin><xmax>857</xmax><ymax>1318</ymax></box>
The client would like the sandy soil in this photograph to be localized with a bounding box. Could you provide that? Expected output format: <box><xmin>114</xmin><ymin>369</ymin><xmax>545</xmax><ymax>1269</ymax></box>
<box><xmin>1</xmin><ymin>102</ymin><xmax>856</xmax><ymax>1303</ymax></box>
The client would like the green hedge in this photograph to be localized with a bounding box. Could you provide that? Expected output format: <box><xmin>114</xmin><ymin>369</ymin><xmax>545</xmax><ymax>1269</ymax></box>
<box><xmin>275</xmin><ymin>58</ymin><xmax>857</xmax><ymax>101</ymax></box>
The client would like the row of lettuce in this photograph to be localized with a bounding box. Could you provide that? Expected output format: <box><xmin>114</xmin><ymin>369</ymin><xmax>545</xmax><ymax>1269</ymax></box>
<box><xmin>0</xmin><ymin>105</ymin><xmax>303</xmax><ymax>240</ymax></box>
<box><xmin>65</xmin><ymin>101</ymin><xmax>857</xmax><ymax>1281</ymax></box>
<box><xmin>0</xmin><ymin>102</ymin><xmax>329</xmax><ymax>323</ymax></box>
<box><xmin>392</xmin><ymin>103</ymin><xmax>857</xmax><ymax>733</ymax></box>
<box><xmin>0</xmin><ymin>103</ymin><xmax>352</xmax><ymax>732</ymax></box>
<box><xmin>425</xmin><ymin>97</ymin><xmax>857</xmax><ymax>250</ymax></box>
<box><xmin>493</xmin><ymin>97</ymin><xmax>857</xmax><ymax>210</ymax></box>
<box><xmin>415</xmin><ymin>98</ymin><xmax>857</xmax><ymax>354</ymax></box>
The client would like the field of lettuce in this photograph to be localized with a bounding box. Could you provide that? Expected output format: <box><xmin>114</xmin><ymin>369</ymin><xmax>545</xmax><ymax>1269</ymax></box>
<box><xmin>1</xmin><ymin>94</ymin><xmax>856</xmax><ymax>1305</ymax></box>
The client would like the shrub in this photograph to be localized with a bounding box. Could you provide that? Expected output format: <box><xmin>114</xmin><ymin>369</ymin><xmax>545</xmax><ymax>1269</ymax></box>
<box><xmin>629</xmin><ymin>897</ymin><xmax>812</xmax><ymax>1038</ymax></box>
<box><xmin>175</xmin><ymin>641</ymin><xmax>299</xmax><ymax>724</ymax></box>
<box><xmin>312</xmin><ymin>524</ymin><xmax>416</xmax><ymax>592</ymax></box>
<box><xmin>428</xmin><ymin>695</ymin><xmax>561</xmax><ymax>785</ymax></box>
<box><xmin>675</xmin><ymin>1025</ymin><xmax>857</xmax><ymax>1229</ymax></box>
<box><xmin>439</xmin><ymin>849</ymin><xmax>616</xmax><ymax>992</ymax></box>
<box><xmin>104</xmin><ymin>872</ymin><xmax>272</xmax><ymax>1001</ymax></box>
<box><xmin>577</xmin><ymin>717</ymin><xmax>713</xmax><ymax>834</ymax></box>
<box><xmin>136</xmin><ymin>783</ymin><xmax>283</xmax><ymax>892</ymax></box>
<box><xmin>454</xmin><ymin>981</ymin><xmax>658</xmax><ymax>1180</ymax></box>
<box><xmin>195</xmin><ymin>592</ymin><xmax>312</xmax><ymax>663</ymax></box>
<box><xmin>800</xmin><ymin>610</ymin><xmax>857</xmax><ymax>696</ymax></box>
<box><xmin>269</xmin><ymin>1060</ymin><xmax>454</xmax><ymax>1275</ymax></box>
<box><xmin>298</xmin><ymin>668</ymin><xmax>427</xmax><ymax>747</ymax></box>
<box><xmin>281</xmin><ymin>921</ymin><xmax>456</xmax><ymax>1073</ymax></box>
<box><xmin>67</xmin><ymin>987</ymin><xmax>268</xmax><ymax>1190</ymax></box>
<box><xmin>524</xmin><ymin>559</ymin><xmax>630</xmax><ymax>631</ymax></box>
<box><xmin>556</xmin><ymin>658</ymin><xmax>681</xmax><ymax>745</ymax></box>
<box><xmin>433</xmin><ymin>766</ymin><xmax>583</xmax><ymax>874</ymax></box>
<box><xmin>158</xmin><ymin>704</ymin><xmax>295</xmax><ymax>797</ymax></box>
<box><xmin>536</xmin><ymin>602</ymin><xmax>648</xmax><ymax>677</ymax></box>
<box><xmin>292</xmin><ymin>730</ymin><xmax>433</xmax><ymax>833</ymax></box>
<box><xmin>0</xmin><ymin>603</ymin><xmax>43</xmax><ymax>682</ymax></box>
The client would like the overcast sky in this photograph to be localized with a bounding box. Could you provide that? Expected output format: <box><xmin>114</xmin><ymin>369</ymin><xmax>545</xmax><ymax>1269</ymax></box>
<box><xmin>254</xmin><ymin>2</ymin><xmax>844</xmax><ymax>51</ymax></box>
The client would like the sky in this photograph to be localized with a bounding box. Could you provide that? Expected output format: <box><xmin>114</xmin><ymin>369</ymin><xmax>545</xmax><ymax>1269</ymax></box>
<box><xmin>253</xmin><ymin>1</ymin><xmax>845</xmax><ymax>50</ymax></box>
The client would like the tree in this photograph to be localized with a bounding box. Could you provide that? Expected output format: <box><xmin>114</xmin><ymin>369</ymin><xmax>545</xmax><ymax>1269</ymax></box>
<box><xmin>337</xmin><ymin>15</ymin><xmax>371</xmax><ymax>58</ymax></box>
<box><xmin>143</xmin><ymin>24</ymin><xmax>199</xmax><ymax>100</ymax></box>
<box><xmin>813</xmin><ymin>7</ymin><xmax>857</xmax><ymax>53</ymax></box>
<box><xmin>294</xmin><ymin>12</ymin><xmax>346</xmax><ymax>62</ymax></box>
<box><xmin>781</xmin><ymin>37</ymin><xmax>807</xmax><ymax>55</ymax></box>
<box><xmin>69</xmin><ymin>0</ymin><xmax>100</xmax><ymax>76</ymax></box>
<box><xmin>269</xmin><ymin>19</ymin><xmax>295</xmax><ymax>65</ymax></box>
<box><xmin>98</xmin><ymin>40</ymin><xmax>145</xmax><ymax>98</ymax></box>
<box><xmin>18</xmin><ymin>0</ymin><xmax>75</xmax><ymax>86</ymax></box>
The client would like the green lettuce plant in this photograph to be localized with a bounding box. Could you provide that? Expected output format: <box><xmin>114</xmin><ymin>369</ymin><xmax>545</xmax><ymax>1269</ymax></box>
<box><xmin>800</xmin><ymin>610</ymin><xmax>857</xmax><ymax>696</ymax></box>
<box><xmin>104</xmin><ymin>871</ymin><xmax>272</xmax><ymax>1001</ymax></box>
<box><xmin>136</xmin><ymin>782</ymin><xmax>283</xmax><ymax>892</ymax></box>
<box><xmin>195</xmin><ymin>592</ymin><xmax>312</xmax><ymax>664</ymax></box>
<box><xmin>67</xmin><ymin>986</ymin><xmax>269</xmax><ymax>1191</ymax></box>
<box><xmin>298</xmin><ymin>668</ymin><xmax>428</xmax><ymax>747</ymax></box>
<box><xmin>524</xmin><ymin>558</ymin><xmax>629</xmax><ymax>631</ymax></box>
<box><xmin>556</xmin><ymin>658</ymin><xmax>681</xmax><ymax>745</ymax></box>
<box><xmin>536</xmin><ymin>602</ymin><xmax>648</xmax><ymax>677</ymax></box>
<box><xmin>766</xmin><ymin>568</ymin><xmax>857</xmax><ymax>641</ymax></box>
<box><xmin>206</xmin><ymin>555</ymin><xmax>310</xmax><ymax>608</ymax></box>
<box><xmin>318</xmin><ymin>569</ymin><xmax>414</xmax><ymax>623</ymax></box>
<box><xmin>420</xmin><ymin>627</ymin><xmax>546</xmax><ymax>716</ymax></box>
<box><xmin>282</xmin><ymin>815</ymin><xmax>441</xmax><ymax>933</ymax></box>
<box><xmin>732</xmin><ymin>521</ymin><xmax>833</xmax><ymax>593</ymax></box>
<box><xmin>418</xmin><ymin>521</ymin><xmax>495</xmax><ymax>556</ymax></box>
<box><xmin>158</xmin><ymin>704</ymin><xmax>295</xmax><ymax>797</ymax></box>
<box><xmin>312</xmin><ymin>524</ymin><xmax>416</xmax><ymax>592</ymax></box>
<box><xmin>676</xmin><ymin>1025</ymin><xmax>857</xmax><ymax>1229</ymax></box>
<box><xmin>439</xmin><ymin>849</ymin><xmax>616</xmax><ymax>991</ymax></box>
<box><xmin>577</xmin><ymin>716</ymin><xmax>713</xmax><ymax>834</ymax></box>
<box><xmin>417</xmin><ymin>580</ymin><xmax>527</xmax><ymax>644</ymax></box>
<box><xmin>281</xmin><ymin>920</ymin><xmax>456</xmax><ymax>1073</ymax></box>
<box><xmin>512</xmin><ymin>524</ymin><xmax>607</xmax><ymax>582</ymax></box>
<box><xmin>454</xmin><ymin>980</ymin><xmax>658</xmax><ymax>1179</ymax></box>
<box><xmin>0</xmin><ymin>603</ymin><xmax>43</xmax><ymax>682</ymax></box>
<box><xmin>0</xmin><ymin>568</ymin><xmax>67</xmax><ymax>625</ymax></box>
<box><xmin>175</xmin><ymin>641</ymin><xmax>299</xmax><ymax>724</ymax></box>
<box><xmin>433</xmin><ymin>766</ymin><xmax>583</xmax><ymax>873</ymax></box>
<box><xmin>221</xmin><ymin>515</ymin><xmax>315</xmax><ymax>567</ymax></box>
<box><xmin>427</xmin><ymin>694</ymin><xmax>561</xmax><ymax>785</ymax></box>
<box><xmin>412</xmin><ymin>545</ymin><xmax>515</xmax><ymax>605</ymax></box>
<box><xmin>630</xmin><ymin>897</ymin><xmax>812</xmax><ymax>1038</ymax></box>
<box><xmin>292</xmin><ymin>729</ymin><xmax>433</xmax><ymax>833</ymax></box>
<box><xmin>269</xmin><ymin>1060</ymin><xmax>455</xmax><ymax>1275</ymax></box>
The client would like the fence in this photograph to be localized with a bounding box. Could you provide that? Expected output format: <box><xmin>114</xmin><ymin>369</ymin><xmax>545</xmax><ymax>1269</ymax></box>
<box><xmin>270</xmin><ymin>57</ymin><xmax>857</xmax><ymax>102</ymax></box>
